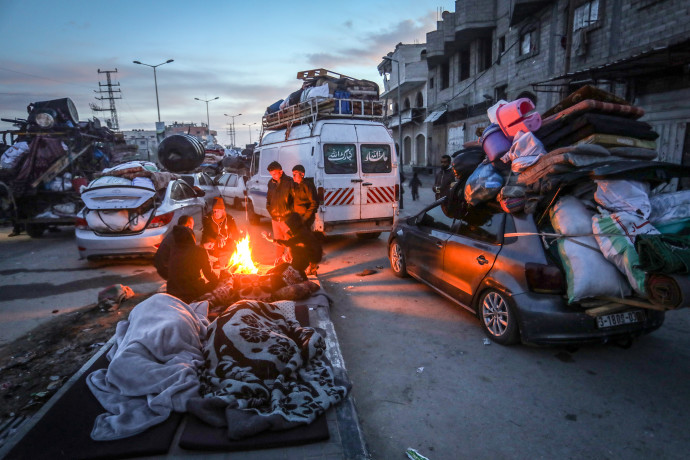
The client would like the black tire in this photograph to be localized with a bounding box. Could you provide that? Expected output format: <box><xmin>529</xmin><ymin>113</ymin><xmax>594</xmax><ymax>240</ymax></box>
<box><xmin>478</xmin><ymin>289</ymin><xmax>520</xmax><ymax>345</ymax></box>
<box><xmin>356</xmin><ymin>232</ymin><xmax>381</xmax><ymax>240</ymax></box>
<box><xmin>26</xmin><ymin>223</ymin><xmax>46</xmax><ymax>238</ymax></box>
<box><xmin>246</xmin><ymin>201</ymin><xmax>261</xmax><ymax>224</ymax></box>
<box><xmin>388</xmin><ymin>238</ymin><xmax>408</xmax><ymax>278</ymax></box>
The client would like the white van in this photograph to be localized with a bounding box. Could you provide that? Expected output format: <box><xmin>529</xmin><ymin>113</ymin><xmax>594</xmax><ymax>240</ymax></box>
<box><xmin>245</xmin><ymin>119</ymin><xmax>400</xmax><ymax>238</ymax></box>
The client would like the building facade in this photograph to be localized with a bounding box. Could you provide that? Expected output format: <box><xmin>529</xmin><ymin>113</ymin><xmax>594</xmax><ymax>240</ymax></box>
<box><xmin>396</xmin><ymin>0</ymin><xmax>690</xmax><ymax>167</ymax></box>
<box><xmin>121</xmin><ymin>129</ymin><xmax>158</xmax><ymax>162</ymax></box>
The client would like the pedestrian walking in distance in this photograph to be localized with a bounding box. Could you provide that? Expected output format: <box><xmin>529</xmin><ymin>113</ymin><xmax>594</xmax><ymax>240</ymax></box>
<box><xmin>409</xmin><ymin>172</ymin><xmax>422</xmax><ymax>201</ymax></box>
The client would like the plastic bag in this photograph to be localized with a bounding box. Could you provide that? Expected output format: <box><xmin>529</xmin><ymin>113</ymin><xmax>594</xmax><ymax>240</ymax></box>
<box><xmin>594</xmin><ymin>180</ymin><xmax>651</xmax><ymax>218</ymax></box>
<box><xmin>0</xmin><ymin>141</ymin><xmax>30</xmax><ymax>170</ymax></box>
<box><xmin>500</xmin><ymin>131</ymin><xmax>546</xmax><ymax>173</ymax></box>
<box><xmin>550</xmin><ymin>196</ymin><xmax>630</xmax><ymax>303</ymax></box>
<box><xmin>464</xmin><ymin>162</ymin><xmax>504</xmax><ymax>206</ymax></box>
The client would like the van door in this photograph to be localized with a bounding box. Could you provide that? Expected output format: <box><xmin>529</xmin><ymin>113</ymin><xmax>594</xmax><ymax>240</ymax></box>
<box><xmin>320</xmin><ymin>124</ymin><xmax>361</xmax><ymax>221</ymax></box>
<box><xmin>355</xmin><ymin>124</ymin><xmax>396</xmax><ymax>220</ymax></box>
<box><xmin>246</xmin><ymin>147</ymin><xmax>277</xmax><ymax>217</ymax></box>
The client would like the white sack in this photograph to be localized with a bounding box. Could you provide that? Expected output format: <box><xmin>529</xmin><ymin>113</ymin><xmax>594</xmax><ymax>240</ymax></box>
<box><xmin>649</xmin><ymin>190</ymin><xmax>690</xmax><ymax>225</ymax></box>
<box><xmin>594</xmin><ymin>180</ymin><xmax>651</xmax><ymax>218</ymax></box>
<box><xmin>500</xmin><ymin>131</ymin><xmax>547</xmax><ymax>173</ymax></box>
<box><xmin>592</xmin><ymin>211</ymin><xmax>659</xmax><ymax>295</ymax></box>
<box><xmin>0</xmin><ymin>141</ymin><xmax>30</xmax><ymax>170</ymax></box>
<box><xmin>300</xmin><ymin>83</ymin><xmax>330</xmax><ymax>102</ymax></box>
<box><xmin>85</xmin><ymin>209</ymin><xmax>132</xmax><ymax>232</ymax></box>
<box><xmin>550</xmin><ymin>196</ymin><xmax>630</xmax><ymax>303</ymax></box>
<box><xmin>87</xmin><ymin>176</ymin><xmax>133</xmax><ymax>189</ymax></box>
<box><xmin>132</xmin><ymin>176</ymin><xmax>155</xmax><ymax>190</ymax></box>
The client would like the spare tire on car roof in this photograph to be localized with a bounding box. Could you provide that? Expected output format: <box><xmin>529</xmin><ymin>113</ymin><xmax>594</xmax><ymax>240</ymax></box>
<box><xmin>158</xmin><ymin>134</ymin><xmax>205</xmax><ymax>173</ymax></box>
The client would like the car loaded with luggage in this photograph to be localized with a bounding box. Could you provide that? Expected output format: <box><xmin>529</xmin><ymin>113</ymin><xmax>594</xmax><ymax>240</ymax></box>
<box><xmin>74</xmin><ymin>134</ymin><xmax>210</xmax><ymax>259</ymax></box>
<box><xmin>0</xmin><ymin>98</ymin><xmax>116</xmax><ymax>238</ymax></box>
<box><xmin>245</xmin><ymin>68</ymin><xmax>399</xmax><ymax>238</ymax></box>
<box><xmin>389</xmin><ymin>86</ymin><xmax>690</xmax><ymax>346</ymax></box>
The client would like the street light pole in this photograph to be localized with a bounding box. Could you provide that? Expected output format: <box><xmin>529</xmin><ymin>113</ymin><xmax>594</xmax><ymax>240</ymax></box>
<box><xmin>133</xmin><ymin>59</ymin><xmax>174</xmax><ymax>123</ymax></box>
<box><xmin>382</xmin><ymin>55</ymin><xmax>404</xmax><ymax>209</ymax></box>
<box><xmin>243</xmin><ymin>122</ymin><xmax>258</xmax><ymax>144</ymax></box>
<box><xmin>224</xmin><ymin>113</ymin><xmax>242</xmax><ymax>148</ymax></box>
<box><xmin>195</xmin><ymin>96</ymin><xmax>219</xmax><ymax>142</ymax></box>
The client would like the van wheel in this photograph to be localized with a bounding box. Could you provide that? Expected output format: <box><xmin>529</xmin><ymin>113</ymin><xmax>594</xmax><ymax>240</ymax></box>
<box><xmin>246</xmin><ymin>202</ymin><xmax>261</xmax><ymax>224</ymax></box>
<box><xmin>356</xmin><ymin>232</ymin><xmax>381</xmax><ymax>240</ymax></box>
<box><xmin>26</xmin><ymin>223</ymin><xmax>46</xmax><ymax>238</ymax></box>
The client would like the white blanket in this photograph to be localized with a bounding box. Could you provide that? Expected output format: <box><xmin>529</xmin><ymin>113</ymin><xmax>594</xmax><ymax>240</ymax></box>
<box><xmin>86</xmin><ymin>294</ymin><xmax>209</xmax><ymax>440</ymax></box>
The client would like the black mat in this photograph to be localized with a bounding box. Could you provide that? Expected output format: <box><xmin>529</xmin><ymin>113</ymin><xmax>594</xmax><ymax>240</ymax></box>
<box><xmin>4</xmin><ymin>352</ymin><xmax>183</xmax><ymax>460</ymax></box>
<box><xmin>178</xmin><ymin>412</ymin><xmax>330</xmax><ymax>452</ymax></box>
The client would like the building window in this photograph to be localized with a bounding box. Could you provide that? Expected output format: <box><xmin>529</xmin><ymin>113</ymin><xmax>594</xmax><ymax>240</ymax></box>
<box><xmin>416</xmin><ymin>92</ymin><xmax>424</xmax><ymax>108</ymax></box>
<box><xmin>460</xmin><ymin>49</ymin><xmax>470</xmax><ymax>81</ymax></box>
<box><xmin>574</xmin><ymin>0</ymin><xmax>600</xmax><ymax>31</ymax></box>
<box><xmin>498</xmin><ymin>36</ymin><xmax>506</xmax><ymax>54</ymax></box>
<box><xmin>440</xmin><ymin>62</ymin><xmax>450</xmax><ymax>89</ymax></box>
<box><xmin>495</xmin><ymin>85</ymin><xmax>508</xmax><ymax>102</ymax></box>
<box><xmin>429</xmin><ymin>77</ymin><xmax>434</xmax><ymax>89</ymax></box>
<box><xmin>518</xmin><ymin>26</ymin><xmax>539</xmax><ymax>58</ymax></box>
<box><xmin>403</xmin><ymin>98</ymin><xmax>411</xmax><ymax>110</ymax></box>
<box><xmin>478</xmin><ymin>38</ymin><xmax>492</xmax><ymax>72</ymax></box>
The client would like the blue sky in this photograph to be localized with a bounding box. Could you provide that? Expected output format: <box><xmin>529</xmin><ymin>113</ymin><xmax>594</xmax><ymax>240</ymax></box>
<box><xmin>0</xmin><ymin>0</ymin><xmax>437</xmax><ymax>147</ymax></box>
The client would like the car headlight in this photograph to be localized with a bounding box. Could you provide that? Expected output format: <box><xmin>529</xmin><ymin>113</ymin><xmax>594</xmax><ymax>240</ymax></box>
<box><xmin>35</xmin><ymin>112</ymin><xmax>56</xmax><ymax>128</ymax></box>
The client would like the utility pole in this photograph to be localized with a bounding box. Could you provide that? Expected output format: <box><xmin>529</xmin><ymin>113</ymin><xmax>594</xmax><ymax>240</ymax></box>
<box><xmin>91</xmin><ymin>69</ymin><xmax>122</xmax><ymax>130</ymax></box>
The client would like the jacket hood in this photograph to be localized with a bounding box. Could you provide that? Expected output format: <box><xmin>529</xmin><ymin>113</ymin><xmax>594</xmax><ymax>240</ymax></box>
<box><xmin>172</xmin><ymin>225</ymin><xmax>196</xmax><ymax>246</ymax></box>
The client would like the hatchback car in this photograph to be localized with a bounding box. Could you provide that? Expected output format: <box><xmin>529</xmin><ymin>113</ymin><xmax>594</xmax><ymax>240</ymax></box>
<box><xmin>387</xmin><ymin>199</ymin><xmax>665</xmax><ymax>346</ymax></box>
<box><xmin>75</xmin><ymin>178</ymin><xmax>206</xmax><ymax>259</ymax></box>
<box><xmin>180</xmin><ymin>172</ymin><xmax>221</xmax><ymax>212</ymax></box>
<box><xmin>214</xmin><ymin>172</ymin><xmax>247</xmax><ymax>208</ymax></box>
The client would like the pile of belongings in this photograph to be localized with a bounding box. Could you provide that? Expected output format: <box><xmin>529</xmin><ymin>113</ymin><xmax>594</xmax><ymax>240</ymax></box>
<box><xmin>86</xmin><ymin>290</ymin><xmax>348</xmax><ymax>441</ymax></box>
<box><xmin>265</xmin><ymin>68</ymin><xmax>380</xmax><ymax>117</ymax></box>
<box><xmin>80</xmin><ymin>161</ymin><xmax>177</xmax><ymax>233</ymax></box>
<box><xmin>445</xmin><ymin>86</ymin><xmax>690</xmax><ymax>309</ymax></box>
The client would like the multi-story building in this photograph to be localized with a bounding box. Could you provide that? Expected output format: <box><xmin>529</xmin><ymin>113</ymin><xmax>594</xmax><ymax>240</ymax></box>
<box><xmin>166</xmin><ymin>122</ymin><xmax>217</xmax><ymax>143</ymax></box>
<box><xmin>378</xmin><ymin>43</ymin><xmax>429</xmax><ymax>169</ymax></box>
<box><xmin>121</xmin><ymin>129</ymin><xmax>158</xmax><ymax>162</ymax></box>
<box><xmin>411</xmin><ymin>0</ymin><xmax>690</xmax><ymax>167</ymax></box>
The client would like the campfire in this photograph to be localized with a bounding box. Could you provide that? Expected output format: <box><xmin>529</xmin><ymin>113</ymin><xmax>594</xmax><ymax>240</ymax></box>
<box><xmin>226</xmin><ymin>235</ymin><xmax>259</xmax><ymax>274</ymax></box>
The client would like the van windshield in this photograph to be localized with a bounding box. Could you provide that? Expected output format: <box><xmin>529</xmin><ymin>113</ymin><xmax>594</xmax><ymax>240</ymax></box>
<box><xmin>361</xmin><ymin>145</ymin><xmax>392</xmax><ymax>173</ymax></box>
<box><xmin>324</xmin><ymin>144</ymin><xmax>357</xmax><ymax>174</ymax></box>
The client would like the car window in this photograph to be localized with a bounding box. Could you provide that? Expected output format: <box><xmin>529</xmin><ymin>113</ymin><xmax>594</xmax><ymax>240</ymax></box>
<box><xmin>453</xmin><ymin>205</ymin><xmax>505</xmax><ymax>244</ymax></box>
<box><xmin>198</xmin><ymin>173</ymin><xmax>209</xmax><ymax>186</ymax></box>
<box><xmin>418</xmin><ymin>203</ymin><xmax>455</xmax><ymax>232</ymax></box>
<box><xmin>216</xmin><ymin>174</ymin><xmax>228</xmax><ymax>186</ymax></box>
<box><xmin>170</xmin><ymin>181</ymin><xmax>196</xmax><ymax>201</ymax></box>
<box><xmin>361</xmin><ymin>145</ymin><xmax>392</xmax><ymax>173</ymax></box>
<box><xmin>180</xmin><ymin>176</ymin><xmax>194</xmax><ymax>188</ymax></box>
<box><xmin>226</xmin><ymin>174</ymin><xmax>238</xmax><ymax>187</ymax></box>
<box><xmin>324</xmin><ymin>144</ymin><xmax>357</xmax><ymax>174</ymax></box>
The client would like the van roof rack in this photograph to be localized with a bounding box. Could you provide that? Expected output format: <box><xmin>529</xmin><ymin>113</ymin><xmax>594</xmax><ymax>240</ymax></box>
<box><xmin>296</xmin><ymin>68</ymin><xmax>356</xmax><ymax>81</ymax></box>
<box><xmin>262</xmin><ymin>97</ymin><xmax>384</xmax><ymax>132</ymax></box>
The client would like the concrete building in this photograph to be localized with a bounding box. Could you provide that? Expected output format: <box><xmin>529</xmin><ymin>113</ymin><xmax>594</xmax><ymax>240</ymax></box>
<box><xmin>166</xmin><ymin>122</ymin><xmax>217</xmax><ymax>143</ymax></box>
<box><xmin>414</xmin><ymin>0</ymin><xmax>690</xmax><ymax>167</ymax></box>
<box><xmin>121</xmin><ymin>129</ymin><xmax>158</xmax><ymax>162</ymax></box>
<box><xmin>378</xmin><ymin>43</ymin><xmax>429</xmax><ymax>169</ymax></box>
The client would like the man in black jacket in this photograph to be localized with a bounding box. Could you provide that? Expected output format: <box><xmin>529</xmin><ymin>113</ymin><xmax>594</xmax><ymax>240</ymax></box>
<box><xmin>266</xmin><ymin>161</ymin><xmax>294</xmax><ymax>263</ymax></box>
<box><xmin>291</xmin><ymin>164</ymin><xmax>318</xmax><ymax>229</ymax></box>
<box><xmin>433</xmin><ymin>154</ymin><xmax>454</xmax><ymax>200</ymax></box>
<box><xmin>153</xmin><ymin>214</ymin><xmax>194</xmax><ymax>280</ymax></box>
<box><xmin>166</xmin><ymin>225</ymin><xmax>219</xmax><ymax>303</ymax></box>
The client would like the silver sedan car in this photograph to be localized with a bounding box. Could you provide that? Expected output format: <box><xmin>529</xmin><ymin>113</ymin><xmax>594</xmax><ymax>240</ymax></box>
<box><xmin>75</xmin><ymin>178</ymin><xmax>206</xmax><ymax>259</ymax></box>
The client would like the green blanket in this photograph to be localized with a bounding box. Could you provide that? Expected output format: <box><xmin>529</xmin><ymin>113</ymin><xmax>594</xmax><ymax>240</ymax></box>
<box><xmin>636</xmin><ymin>234</ymin><xmax>690</xmax><ymax>274</ymax></box>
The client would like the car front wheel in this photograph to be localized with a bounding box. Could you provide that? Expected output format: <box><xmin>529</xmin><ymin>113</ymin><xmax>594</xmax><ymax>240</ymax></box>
<box><xmin>478</xmin><ymin>289</ymin><xmax>520</xmax><ymax>345</ymax></box>
<box><xmin>388</xmin><ymin>238</ymin><xmax>408</xmax><ymax>278</ymax></box>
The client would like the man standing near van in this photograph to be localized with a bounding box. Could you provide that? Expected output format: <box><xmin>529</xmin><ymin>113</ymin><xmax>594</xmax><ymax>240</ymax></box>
<box><xmin>266</xmin><ymin>161</ymin><xmax>294</xmax><ymax>263</ymax></box>
<box><xmin>291</xmin><ymin>164</ymin><xmax>318</xmax><ymax>229</ymax></box>
<box><xmin>434</xmin><ymin>154</ymin><xmax>454</xmax><ymax>200</ymax></box>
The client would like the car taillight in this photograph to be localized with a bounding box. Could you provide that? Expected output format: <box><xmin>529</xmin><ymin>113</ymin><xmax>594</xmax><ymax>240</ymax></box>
<box><xmin>75</xmin><ymin>217</ymin><xmax>88</xmax><ymax>230</ymax></box>
<box><xmin>149</xmin><ymin>211</ymin><xmax>174</xmax><ymax>228</ymax></box>
<box><xmin>525</xmin><ymin>262</ymin><xmax>566</xmax><ymax>294</ymax></box>
<box><xmin>317</xmin><ymin>186</ymin><xmax>324</xmax><ymax>205</ymax></box>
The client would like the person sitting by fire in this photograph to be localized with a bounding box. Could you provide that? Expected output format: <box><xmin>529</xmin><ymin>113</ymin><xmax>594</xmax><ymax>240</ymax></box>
<box><xmin>261</xmin><ymin>212</ymin><xmax>322</xmax><ymax>278</ymax></box>
<box><xmin>153</xmin><ymin>214</ymin><xmax>194</xmax><ymax>280</ymax></box>
<box><xmin>166</xmin><ymin>223</ymin><xmax>219</xmax><ymax>304</ymax></box>
<box><xmin>202</xmin><ymin>197</ymin><xmax>242</xmax><ymax>268</ymax></box>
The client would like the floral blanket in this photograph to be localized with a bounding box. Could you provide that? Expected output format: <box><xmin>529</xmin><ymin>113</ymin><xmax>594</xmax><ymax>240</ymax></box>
<box><xmin>187</xmin><ymin>299</ymin><xmax>349</xmax><ymax>440</ymax></box>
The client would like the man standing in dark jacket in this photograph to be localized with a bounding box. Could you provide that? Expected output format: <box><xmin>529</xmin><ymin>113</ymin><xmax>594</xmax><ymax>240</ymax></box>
<box><xmin>433</xmin><ymin>154</ymin><xmax>454</xmax><ymax>200</ymax></box>
<box><xmin>266</xmin><ymin>161</ymin><xmax>294</xmax><ymax>263</ymax></box>
<box><xmin>291</xmin><ymin>164</ymin><xmax>318</xmax><ymax>229</ymax></box>
<box><xmin>153</xmin><ymin>214</ymin><xmax>194</xmax><ymax>280</ymax></box>
<box><xmin>166</xmin><ymin>225</ymin><xmax>219</xmax><ymax>303</ymax></box>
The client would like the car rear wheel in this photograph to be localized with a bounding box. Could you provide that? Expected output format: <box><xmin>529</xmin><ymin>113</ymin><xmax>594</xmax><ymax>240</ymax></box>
<box><xmin>26</xmin><ymin>223</ymin><xmax>46</xmax><ymax>238</ymax></box>
<box><xmin>246</xmin><ymin>201</ymin><xmax>261</xmax><ymax>224</ymax></box>
<box><xmin>388</xmin><ymin>238</ymin><xmax>408</xmax><ymax>278</ymax></box>
<box><xmin>478</xmin><ymin>289</ymin><xmax>520</xmax><ymax>345</ymax></box>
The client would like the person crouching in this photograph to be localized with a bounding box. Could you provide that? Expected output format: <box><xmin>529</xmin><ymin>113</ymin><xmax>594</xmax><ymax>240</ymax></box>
<box><xmin>262</xmin><ymin>212</ymin><xmax>322</xmax><ymax>278</ymax></box>
<box><xmin>167</xmin><ymin>224</ymin><xmax>219</xmax><ymax>304</ymax></box>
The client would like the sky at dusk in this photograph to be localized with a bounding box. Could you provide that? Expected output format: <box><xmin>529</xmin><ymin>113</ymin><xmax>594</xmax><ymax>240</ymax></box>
<box><xmin>0</xmin><ymin>0</ymin><xmax>437</xmax><ymax>147</ymax></box>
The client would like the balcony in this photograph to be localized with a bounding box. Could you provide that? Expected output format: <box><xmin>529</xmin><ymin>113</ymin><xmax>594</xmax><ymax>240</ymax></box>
<box><xmin>453</xmin><ymin>0</ymin><xmax>497</xmax><ymax>42</ymax></box>
<box><xmin>509</xmin><ymin>0</ymin><xmax>556</xmax><ymax>26</ymax></box>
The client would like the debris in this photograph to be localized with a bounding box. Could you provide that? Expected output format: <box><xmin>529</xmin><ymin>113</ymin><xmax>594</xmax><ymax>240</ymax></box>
<box><xmin>356</xmin><ymin>269</ymin><xmax>377</xmax><ymax>276</ymax></box>
<box><xmin>406</xmin><ymin>447</ymin><xmax>430</xmax><ymax>460</ymax></box>
<box><xmin>51</xmin><ymin>310</ymin><xmax>59</xmax><ymax>314</ymax></box>
<box><xmin>49</xmin><ymin>375</ymin><xmax>60</xmax><ymax>381</ymax></box>
<box><xmin>416</xmin><ymin>367</ymin><xmax>424</xmax><ymax>374</ymax></box>
<box><xmin>483</xmin><ymin>338</ymin><xmax>491</xmax><ymax>345</ymax></box>
<box><xmin>97</xmin><ymin>284</ymin><xmax>135</xmax><ymax>311</ymax></box>
<box><xmin>340</xmin><ymin>315</ymin><xmax>347</xmax><ymax>319</ymax></box>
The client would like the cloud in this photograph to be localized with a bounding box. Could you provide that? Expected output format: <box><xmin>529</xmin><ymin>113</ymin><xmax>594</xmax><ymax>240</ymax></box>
<box><xmin>343</xmin><ymin>20</ymin><xmax>353</xmax><ymax>29</ymax></box>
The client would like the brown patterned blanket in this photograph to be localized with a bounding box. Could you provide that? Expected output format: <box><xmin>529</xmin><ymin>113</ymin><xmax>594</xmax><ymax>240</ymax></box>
<box><xmin>187</xmin><ymin>299</ymin><xmax>349</xmax><ymax>440</ymax></box>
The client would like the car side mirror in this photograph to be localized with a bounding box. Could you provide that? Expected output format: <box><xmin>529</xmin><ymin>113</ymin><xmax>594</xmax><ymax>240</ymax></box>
<box><xmin>193</xmin><ymin>186</ymin><xmax>206</xmax><ymax>197</ymax></box>
<box><xmin>407</xmin><ymin>215</ymin><xmax>419</xmax><ymax>226</ymax></box>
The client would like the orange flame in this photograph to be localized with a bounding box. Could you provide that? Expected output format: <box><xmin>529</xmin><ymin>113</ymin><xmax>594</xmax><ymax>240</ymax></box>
<box><xmin>226</xmin><ymin>235</ymin><xmax>259</xmax><ymax>274</ymax></box>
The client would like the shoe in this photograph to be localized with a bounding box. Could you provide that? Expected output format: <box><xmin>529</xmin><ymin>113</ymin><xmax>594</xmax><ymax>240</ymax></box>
<box><xmin>8</xmin><ymin>231</ymin><xmax>20</xmax><ymax>237</ymax></box>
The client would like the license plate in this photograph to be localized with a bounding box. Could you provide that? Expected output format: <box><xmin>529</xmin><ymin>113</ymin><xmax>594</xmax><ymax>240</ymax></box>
<box><xmin>596</xmin><ymin>310</ymin><xmax>645</xmax><ymax>328</ymax></box>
